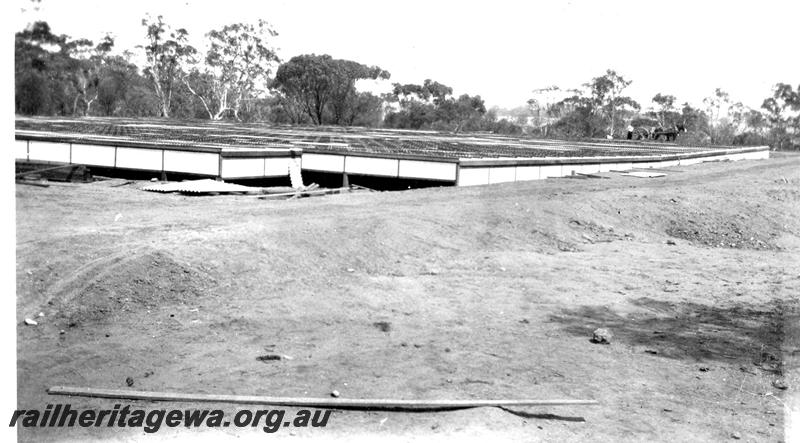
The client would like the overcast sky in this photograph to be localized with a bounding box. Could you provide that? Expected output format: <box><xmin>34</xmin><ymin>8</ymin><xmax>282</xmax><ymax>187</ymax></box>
<box><xmin>13</xmin><ymin>0</ymin><xmax>800</xmax><ymax>111</ymax></box>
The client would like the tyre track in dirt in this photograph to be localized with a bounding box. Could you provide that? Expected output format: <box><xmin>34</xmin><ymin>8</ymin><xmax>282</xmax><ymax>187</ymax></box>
<box><xmin>20</xmin><ymin>245</ymin><xmax>152</xmax><ymax>319</ymax></box>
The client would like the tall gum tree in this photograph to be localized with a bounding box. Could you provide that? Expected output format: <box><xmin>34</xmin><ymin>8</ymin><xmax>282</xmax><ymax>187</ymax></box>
<box><xmin>140</xmin><ymin>15</ymin><xmax>196</xmax><ymax>118</ymax></box>
<box><xmin>183</xmin><ymin>20</ymin><xmax>280</xmax><ymax>121</ymax></box>
<box><xmin>586</xmin><ymin>70</ymin><xmax>638</xmax><ymax>137</ymax></box>
<box><xmin>762</xmin><ymin>83</ymin><xmax>800</xmax><ymax>149</ymax></box>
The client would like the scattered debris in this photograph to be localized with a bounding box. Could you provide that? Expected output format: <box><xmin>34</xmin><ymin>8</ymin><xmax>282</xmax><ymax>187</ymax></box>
<box><xmin>259</xmin><ymin>186</ymin><xmax>359</xmax><ymax>200</ymax></box>
<box><xmin>591</xmin><ymin>328</ymin><xmax>612</xmax><ymax>344</ymax></box>
<box><xmin>753</xmin><ymin>352</ymin><xmax>782</xmax><ymax>373</ymax></box>
<box><xmin>15</xmin><ymin>162</ymin><xmax>92</xmax><ymax>182</ymax></box>
<box><xmin>372</xmin><ymin>321</ymin><xmax>391</xmax><ymax>332</ymax></box>
<box><xmin>772</xmin><ymin>379</ymin><xmax>788</xmax><ymax>390</ymax></box>
<box><xmin>350</xmin><ymin>184</ymin><xmax>377</xmax><ymax>192</ymax></box>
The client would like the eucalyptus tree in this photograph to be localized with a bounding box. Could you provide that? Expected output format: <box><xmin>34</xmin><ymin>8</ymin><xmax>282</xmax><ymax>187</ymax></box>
<box><xmin>140</xmin><ymin>15</ymin><xmax>196</xmax><ymax>117</ymax></box>
<box><xmin>183</xmin><ymin>20</ymin><xmax>280</xmax><ymax>120</ymax></box>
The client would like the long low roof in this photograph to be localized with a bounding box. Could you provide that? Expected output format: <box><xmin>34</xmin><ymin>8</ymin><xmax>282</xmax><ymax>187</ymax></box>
<box><xmin>15</xmin><ymin>116</ymin><xmax>755</xmax><ymax>161</ymax></box>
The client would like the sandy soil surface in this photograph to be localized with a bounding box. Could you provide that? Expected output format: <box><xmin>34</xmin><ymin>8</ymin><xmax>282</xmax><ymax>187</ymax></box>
<box><xmin>15</xmin><ymin>154</ymin><xmax>800</xmax><ymax>442</ymax></box>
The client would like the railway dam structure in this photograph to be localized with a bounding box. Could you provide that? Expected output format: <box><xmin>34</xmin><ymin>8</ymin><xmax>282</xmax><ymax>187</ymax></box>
<box><xmin>15</xmin><ymin>117</ymin><xmax>770</xmax><ymax>189</ymax></box>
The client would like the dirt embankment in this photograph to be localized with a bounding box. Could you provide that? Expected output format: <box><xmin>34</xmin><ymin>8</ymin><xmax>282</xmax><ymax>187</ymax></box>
<box><xmin>14</xmin><ymin>155</ymin><xmax>800</xmax><ymax>442</ymax></box>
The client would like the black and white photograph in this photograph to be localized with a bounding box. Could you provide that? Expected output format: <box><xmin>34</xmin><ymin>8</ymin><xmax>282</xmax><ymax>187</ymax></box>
<box><xmin>6</xmin><ymin>0</ymin><xmax>800</xmax><ymax>441</ymax></box>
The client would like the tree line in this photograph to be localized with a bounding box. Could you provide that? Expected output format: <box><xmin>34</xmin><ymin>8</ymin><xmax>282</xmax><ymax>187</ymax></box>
<box><xmin>14</xmin><ymin>18</ymin><xmax>799</xmax><ymax>149</ymax></box>
<box><xmin>523</xmin><ymin>71</ymin><xmax>799</xmax><ymax>149</ymax></box>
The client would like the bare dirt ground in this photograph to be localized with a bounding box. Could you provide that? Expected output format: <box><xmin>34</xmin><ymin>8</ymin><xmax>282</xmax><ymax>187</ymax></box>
<box><xmin>15</xmin><ymin>154</ymin><xmax>800</xmax><ymax>442</ymax></box>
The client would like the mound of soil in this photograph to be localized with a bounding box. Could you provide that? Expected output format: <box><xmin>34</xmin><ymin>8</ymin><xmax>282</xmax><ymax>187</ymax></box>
<box><xmin>50</xmin><ymin>250</ymin><xmax>216</xmax><ymax>326</ymax></box>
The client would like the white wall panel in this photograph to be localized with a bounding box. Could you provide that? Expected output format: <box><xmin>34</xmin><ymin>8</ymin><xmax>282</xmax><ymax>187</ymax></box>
<box><xmin>70</xmin><ymin>144</ymin><xmax>116</xmax><ymax>167</ymax></box>
<box><xmin>116</xmin><ymin>147</ymin><xmax>163</xmax><ymax>170</ymax></box>
<box><xmin>28</xmin><ymin>141</ymin><xmax>70</xmax><ymax>163</ymax></box>
<box><xmin>457</xmin><ymin>168</ymin><xmax>490</xmax><ymax>186</ymax></box>
<box><xmin>515</xmin><ymin>166</ymin><xmax>541</xmax><ymax>181</ymax></box>
<box><xmin>15</xmin><ymin>140</ymin><xmax>28</xmax><ymax>160</ymax></box>
<box><xmin>539</xmin><ymin>165</ymin><xmax>563</xmax><ymax>179</ymax></box>
<box><xmin>265</xmin><ymin>157</ymin><xmax>291</xmax><ymax>177</ymax></box>
<box><xmin>398</xmin><ymin>160</ymin><xmax>457</xmax><ymax>181</ymax></box>
<box><xmin>613</xmin><ymin>162</ymin><xmax>633</xmax><ymax>171</ymax></box>
<box><xmin>598</xmin><ymin>163</ymin><xmax>614</xmax><ymax>172</ymax></box>
<box><xmin>302</xmin><ymin>153</ymin><xmax>345</xmax><ymax>172</ymax></box>
<box><xmin>221</xmin><ymin>158</ymin><xmax>264</xmax><ymax>178</ymax></box>
<box><xmin>562</xmin><ymin>164</ymin><xmax>601</xmax><ymax>175</ymax></box>
<box><xmin>164</xmin><ymin>150</ymin><xmax>219</xmax><ymax>175</ymax></box>
<box><xmin>345</xmin><ymin>156</ymin><xmax>398</xmax><ymax>177</ymax></box>
<box><xmin>488</xmin><ymin>167</ymin><xmax>516</xmax><ymax>184</ymax></box>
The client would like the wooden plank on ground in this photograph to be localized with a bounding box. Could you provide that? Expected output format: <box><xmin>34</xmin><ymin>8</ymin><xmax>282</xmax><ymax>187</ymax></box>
<box><xmin>257</xmin><ymin>187</ymin><xmax>352</xmax><ymax>200</ymax></box>
<box><xmin>48</xmin><ymin>386</ymin><xmax>599</xmax><ymax>409</ymax></box>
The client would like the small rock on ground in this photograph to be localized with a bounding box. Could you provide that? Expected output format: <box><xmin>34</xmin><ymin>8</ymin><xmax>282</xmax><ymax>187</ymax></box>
<box><xmin>591</xmin><ymin>328</ymin><xmax>612</xmax><ymax>344</ymax></box>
